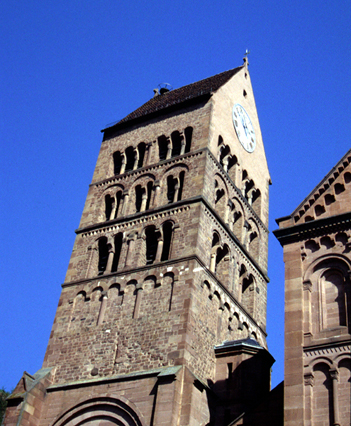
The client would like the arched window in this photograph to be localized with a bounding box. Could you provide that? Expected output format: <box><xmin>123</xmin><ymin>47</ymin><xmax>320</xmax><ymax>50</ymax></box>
<box><xmin>158</xmin><ymin>135</ymin><xmax>169</xmax><ymax>161</ymax></box>
<box><xmin>105</xmin><ymin>190</ymin><xmax>123</xmax><ymax>221</ymax></box>
<box><xmin>214</xmin><ymin>178</ymin><xmax>227</xmax><ymax>218</ymax></box>
<box><xmin>215</xmin><ymin>188</ymin><xmax>225</xmax><ymax>204</ymax></box>
<box><xmin>322</xmin><ymin>268</ymin><xmax>347</xmax><ymax>328</ymax></box>
<box><xmin>241</xmin><ymin>274</ymin><xmax>254</xmax><ymax>315</ymax></box>
<box><xmin>312</xmin><ymin>363</ymin><xmax>333</xmax><ymax>424</ymax></box>
<box><xmin>146</xmin><ymin>181</ymin><xmax>153</xmax><ymax>210</ymax></box>
<box><xmin>98</xmin><ymin>237</ymin><xmax>109</xmax><ymax>275</ymax></box>
<box><xmin>171</xmin><ymin>131</ymin><xmax>182</xmax><ymax>157</ymax></box>
<box><xmin>210</xmin><ymin>232</ymin><xmax>220</xmax><ymax>272</ymax></box>
<box><xmin>115</xmin><ymin>190</ymin><xmax>123</xmax><ymax>218</ymax></box>
<box><xmin>137</xmin><ymin>142</ymin><xmax>146</xmax><ymax>168</ymax></box>
<box><xmin>125</xmin><ymin>146</ymin><xmax>134</xmax><ymax>172</ymax></box>
<box><xmin>219</xmin><ymin>145</ymin><xmax>230</xmax><ymax>169</ymax></box>
<box><xmin>178</xmin><ymin>171</ymin><xmax>185</xmax><ymax>200</ymax></box>
<box><xmin>113</xmin><ymin>151</ymin><xmax>122</xmax><ymax>175</ymax></box>
<box><xmin>161</xmin><ymin>222</ymin><xmax>173</xmax><ymax>261</ymax></box>
<box><xmin>167</xmin><ymin>175</ymin><xmax>177</xmax><ymax>203</ymax></box>
<box><xmin>111</xmin><ymin>233</ymin><xmax>123</xmax><ymax>273</ymax></box>
<box><xmin>305</xmin><ymin>257</ymin><xmax>351</xmax><ymax>334</ymax></box>
<box><xmin>167</xmin><ymin>172</ymin><xmax>185</xmax><ymax>204</ymax></box>
<box><xmin>247</xmin><ymin>219</ymin><xmax>260</xmax><ymax>259</ymax></box>
<box><xmin>135</xmin><ymin>182</ymin><xmax>153</xmax><ymax>213</ymax></box>
<box><xmin>243</xmin><ymin>179</ymin><xmax>254</xmax><ymax>201</ymax></box>
<box><xmin>215</xmin><ymin>244</ymin><xmax>229</xmax><ymax>280</ymax></box>
<box><xmin>105</xmin><ymin>194</ymin><xmax>115</xmax><ymax>221</ymax></box>
<box><xmin>145</xmin><ymin>226</ymin><xmax>159</xmax><ymax>265</ymax></box>
<box><xmin>135</xmin><ymin>185</ymin><xmax>144</xmax><ymax>213</ymax></box>
<box><xmin>251</xmin><ymin>188</ymin><xmax>261</xmax><ymax>214</ymax></box>
<box><xmin>184</xmin><ymin>127</ymin><xmax>193</xmax><ymax>153</ymax></box>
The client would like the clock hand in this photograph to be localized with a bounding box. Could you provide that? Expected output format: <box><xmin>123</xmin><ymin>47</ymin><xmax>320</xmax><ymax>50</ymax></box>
<box><xmin>241</xmin><ymin>117</ymin><xmax>248</xmax><ymax>136</ymax></box>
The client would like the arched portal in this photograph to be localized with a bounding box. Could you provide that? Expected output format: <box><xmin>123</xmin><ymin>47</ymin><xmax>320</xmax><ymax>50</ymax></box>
<box><xmin>52</xmin><ymin>397</ymin><xmax>146</xmax><ymax>426</ymax></box>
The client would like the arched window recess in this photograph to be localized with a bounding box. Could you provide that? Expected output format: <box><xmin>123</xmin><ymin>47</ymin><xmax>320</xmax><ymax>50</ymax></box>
<box><xmin>105</xmin><ymin>189</ymin><xmax>123</xmax><ymax>221</ymax></box>
<box><xmin>144</xmin><ymin>222</ymin><xmax>175</xmax><ymax>265</ymax></box>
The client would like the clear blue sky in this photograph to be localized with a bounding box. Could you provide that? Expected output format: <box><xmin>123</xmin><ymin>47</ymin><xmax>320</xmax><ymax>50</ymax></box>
<box><xmin>1</xmin><ymin>0</ymin><xmax>351</xmax><ymax>391</ymax></box>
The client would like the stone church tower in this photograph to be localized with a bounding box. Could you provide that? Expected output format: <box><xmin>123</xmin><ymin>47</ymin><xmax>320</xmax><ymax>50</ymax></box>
<box><xmin>5</xmin><ymin>61</ymin><xmax>276</xmax><ymax>426</ymax></box>
<box><xmin>274</xmin><ymin>150</ymin><xmax>351</xmax><ymax>426</ymax></box>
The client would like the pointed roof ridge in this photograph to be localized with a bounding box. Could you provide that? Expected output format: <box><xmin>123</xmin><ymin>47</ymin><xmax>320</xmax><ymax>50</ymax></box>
<box><xmin>284</xmin><ymin>147</ymin><xmax>351</xmax><ymax>224</ymax></box>
<box><xmin>103</xmin><ymin>66</ymin><xmax>244</xmax><ymax>132</ymax></box>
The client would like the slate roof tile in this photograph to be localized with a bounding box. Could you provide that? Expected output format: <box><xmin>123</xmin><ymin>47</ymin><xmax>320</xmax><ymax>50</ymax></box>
<box><xmin>104</xmin><ymin>66</ymin><xmax>243</xmax><ymax>132</ymax></box>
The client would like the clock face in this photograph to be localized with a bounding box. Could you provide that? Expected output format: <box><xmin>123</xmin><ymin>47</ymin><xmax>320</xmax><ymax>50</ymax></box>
<box><xmin>232</xmin><ymin>104</ymin><xmax>256</xmax><ymax>153</ymax></box>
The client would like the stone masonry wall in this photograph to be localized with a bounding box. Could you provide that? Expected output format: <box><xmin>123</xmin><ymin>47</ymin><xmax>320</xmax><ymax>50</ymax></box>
<box><xmin>90</xmin><ymin>101</ymin><xmax>212</xmax><ymax>188</ymax></box>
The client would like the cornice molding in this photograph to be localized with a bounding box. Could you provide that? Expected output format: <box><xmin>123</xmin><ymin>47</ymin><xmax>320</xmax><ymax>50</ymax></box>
<box><xmin>273</xmin><ymin>211</ymin><xmax>351</xmax><ymax>246</ymax></box>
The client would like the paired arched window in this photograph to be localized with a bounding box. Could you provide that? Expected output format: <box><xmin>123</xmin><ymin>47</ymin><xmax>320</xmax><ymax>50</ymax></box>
<box><xmin>217</xmin><ymin>137</ymin><xmax>238</xmax><ymax>180</ymax></box>
<box><xmin>241</xmin><ymin>271</ymin><xmax>255</xmax><ymax>316</ymax></box>
<box><xmin>214</xmin><ymin>177</ymin><xmax>227</xmax><ymax>218</ymax></box>
<box><xmin>158</xmin><ymin>127</ymin><xmax>193</xmax><ymax>161</ymax></box>
<box><xmin>167</xmin><ymin>171</ymin><xmax>185</xmax><ymax>204</ymax></box>
<box><xmin>105</xmin><ymin>190</ymin><xmax>123</xmax><ymax>221</ymax></box>
<box><xmin>145</xmin><ymin>222</ymin><xmax>174</xmax><ymax>265</ymax></box>
<box><xmin>113</xmin><ymin>142</ymin><xmax>147</xmax><ymax>176</ymax></box>
<box><xmin>97</xmin><ymin>234</ymin><xmax>123</xmax><ymax>275</ymax></box>
<box><xmin>210</xmin><ymin>232</ymin><xmax>230</xmax><ymax>278</ymax></box>
<box><xmin>135</xmin><ymin>181</ymin><xmax>153</xmax><ymax>213</ymax></box>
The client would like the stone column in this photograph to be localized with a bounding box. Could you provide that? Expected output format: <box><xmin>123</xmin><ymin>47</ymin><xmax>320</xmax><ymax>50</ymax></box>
<box><xmin>140</xmin><ymin>191</ymin><xmax>148</xmax><ymax>212</ymax></box>
<box><xmin>133</xmin><ymin>148</ymin><xmax>139</xmax><ymax>170</ymax></box>
<box><xmin>104</xmin><ymin>246</ymin><xmax>114</xmax><ymax>274</ymax></box>
<box><xmin>243</xmin><ymin>220</ymin><xmax>250</xmax><ymax>250</ymax></box>
<box><xmin>125</xmin><ymin>233</ymin><xmax>137</xmax><ymax>268</ymax></box>
<box><xmin>224</xmin><ymin>200</ymin><xmax>233</xmax><ymax>224</ymax></box>
<box><xmin>86</xmin><ymin>245</ymin><xmax>97</xmax><ymax>279</ymax></box>
<box><xmin>232</xmin><ymin>259</ymin><xmax>239</xmax><ymax>295</ymax></box>
<box><xmin>237</xmin><ymin>268</ymin><xmax>244</xmax><ymax>303</ymax></box>
<box><xmin>330</xmin><ymin>368</ymin><xmax>340</xmax><ymax>426</ymax></box>
<box><xmin>133</xmin><ymin>283</ymin><xmax>143</xmax><ymax>319</ymax></box>
<box><xmin>222</xmin><ymin>155</ymin><xmax>229</xmax><ymax>172</ymax></box>
<box><xmin>173</xmin><ymin>180</ymin><xmax>179</xmax><ymax>203</ymax></box>
<box><xmin>217</xmin><ymin>303</ymin><xmax>225</xmax><ymax>338</ymax></box>
<box><xmin>144</xmin><ymin>141</ymin><xmax>153</xmax><ymax>166</ymax></box>
<box><xmin>304</xmin><ymin>372</ymin><xmax>314</xmax><ymax>426</ymax></box>
<box><xmin>97</xmin><ymin>291</ymin><xmax>108</xmax><ymax>325</ymax></box>
<box><xmin>233</xmin><ymin>162</ymin><xmax>240</xmax><ymax>187</ymax></box>
<box><xmin>303</xmin><ymin>280</ymin><xmax>312</xmax><ymax>336</ymax></box>
<box><xmin>120</xmin><ymin>153</ymin><xmax>126</xmax><ymax>174</ymax></box>
<box><xmin>155</xmin><ymin>238</ymin><xmax>164</xmax><ymax>262</ymax></box>
<box><xmin>166</xmin><ymin>138</ymin><xmax>172</xmax><ymax>160</ymax></box>
<box><xmin>210</xmin><ymin>251</ymin><xmax>217</xmax><ymax>273</ymax></box>
<box><xmin>153</xmin><ymin>180</ymin><xmax>161</xmax><ymax>208</ymax></box>
<box><xmin>180</xmin><ymin>132</ymin><xmax>186</xmax><ymax>155</ymax></box>
<box><xmin>110</xmin><ymin>194</ymin><xmax>117</xmax><ymax>220</ymax></box>
<box><xmin>121</xmin><ymin>190</ymin><xmax>129</xmax><ymax>215</ymax></box>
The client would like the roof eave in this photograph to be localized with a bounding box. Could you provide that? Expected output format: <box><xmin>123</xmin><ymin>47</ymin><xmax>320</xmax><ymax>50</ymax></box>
<box><xmin>101</xmin><ymin>92</ymin><xmax>213</xmax><ymax>139</ymax></box>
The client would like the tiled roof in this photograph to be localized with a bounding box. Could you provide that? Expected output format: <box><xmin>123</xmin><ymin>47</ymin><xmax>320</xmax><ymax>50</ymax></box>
<box><xmin>104</xmin><ymin>66</ymin><xmax>243</xmax><ymax>131</ymax></box>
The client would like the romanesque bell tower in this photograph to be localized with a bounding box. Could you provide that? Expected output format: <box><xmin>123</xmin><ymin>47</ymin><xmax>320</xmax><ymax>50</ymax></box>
<box><xmin>5</xmin><ymin>60</ymin><xmax>274</xmax><ymax>426</ymax></box>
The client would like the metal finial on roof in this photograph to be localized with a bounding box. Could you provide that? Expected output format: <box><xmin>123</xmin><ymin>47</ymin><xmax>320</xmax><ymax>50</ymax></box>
<box><xmin>243</xmin><ymin>49</ymin><xmax>250</xmax><ymax>68</ymax></box>
<box><xmin>158</xmin><ymin>82</ymin><xmax>173</xmax><ymax>95</ymax></box>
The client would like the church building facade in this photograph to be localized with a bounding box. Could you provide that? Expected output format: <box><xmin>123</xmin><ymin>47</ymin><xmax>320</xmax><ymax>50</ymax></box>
<box><xmin>4</xmin><ymin>60</ymin><xmax>350</xmax><ymax>426</ymax></box>
<box><xmin>275</xmin><ymin>150</ymin><xmax>351</xmax><ymax>426</ymax></box>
